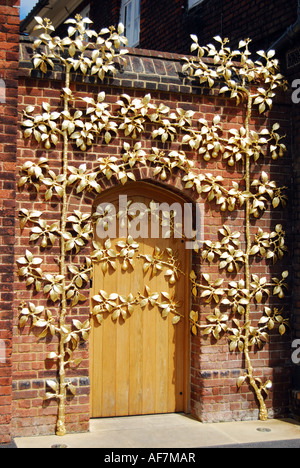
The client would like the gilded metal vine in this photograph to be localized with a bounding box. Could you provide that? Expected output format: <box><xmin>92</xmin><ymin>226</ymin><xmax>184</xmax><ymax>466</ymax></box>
<box><xmin>18</xmin><ymin>16</ymin><xmax>289</xmax><ymax>435</ymax></box>
<box><xmin>183</xmin><ymin>35</ymin><xmax>289</xmax><ymax>420</ymax></box>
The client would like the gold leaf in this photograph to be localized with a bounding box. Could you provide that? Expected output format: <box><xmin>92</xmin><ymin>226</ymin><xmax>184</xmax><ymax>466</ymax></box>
<box><xmin>112</xmin><ymin>309</ymin><xmax>120</xmax><ymax>320</ymax></box>
<box><xmin>237</xmin><ymin>375</ymin><xmax>246</xmax><ymax>388</ymax></box>
<box><xmin>279</xmin><ymin>324</ymin><xmax>286</xmax><ymax>335</ymax></box>
<box><xmin>47</xmin><ymin>352</ymin><xmax>58</xmax><ymax>360</ymax></box>
<box><xmin>250</xmin><ymin>245</ymin><xmax>260</xmax><ymax>255</ymax></box>
<box><xmin>46</xmin><ymin>379</ymin><xmax>58</xmax><ymax>393</ymax></box>
<box><xmin>190</xmin><ymin>311</ymin><xmax>198</xmax><ymax>323</ymax></box>
<box><xmin>67</xmin><ymin>384</ymin><xmax>76</xmax><ymax>395</ymax></box>
<box><xmin>96</xmin><ymin>314</ymin><xmax>103</xmax><ymax>324</ymax></box>
<box><xmin>255</xmin><ymin>291</ymin><xmax>262</xmax><ymax>303</ymax></box>
<box><xmin>173</xmin><ymin>316</ymin><xmax>181</xmax><ymax>325</ymax></box>
<box><xmin>19</xmin><ymin>315</ymin><xmax>29</xmax><ymax>328</ymax></box>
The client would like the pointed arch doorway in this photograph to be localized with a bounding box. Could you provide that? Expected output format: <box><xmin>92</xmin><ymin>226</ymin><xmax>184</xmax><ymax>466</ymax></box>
<box><xmin>90</xmin><ymin>182</ymin><xmax>191</xmax><ymax>418</ymax></box>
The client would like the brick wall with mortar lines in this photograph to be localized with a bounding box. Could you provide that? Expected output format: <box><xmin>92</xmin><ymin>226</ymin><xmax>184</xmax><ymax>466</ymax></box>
<box><xmin>76</xmin><ymin>0</ymin><xmax>298</xmax><ymax>55</ymax></box>
<box><xmin>13</xmin><ymin>38</ymin><xmax>292</xmax><ymax>436</ymax></box>
<box><xmin>192</xmin><ymin>0</ymin><xmax>298</xmax><ymax>52</ymax></box>
<box><xmin>0</xmin><ymin>0</ymin><xmax>19</xmax><ymax>445</ymax></box>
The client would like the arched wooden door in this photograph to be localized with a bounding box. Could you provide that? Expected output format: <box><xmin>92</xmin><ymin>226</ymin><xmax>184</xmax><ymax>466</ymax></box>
<box><xmin>90</xmin><ymin>182</ymin><xmax>191</xmax><ymax>418</ymax></box>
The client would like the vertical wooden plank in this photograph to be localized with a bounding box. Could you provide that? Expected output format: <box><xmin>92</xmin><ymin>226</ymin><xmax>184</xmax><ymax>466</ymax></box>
<box><xmin>175</xmin><ymin>317</ymin><xmax>185</xmax><ymax>412</ymax></box>
<box><xmin>90</xmin><ymin>259</ymin><xmax>104</xmax><ymax>417</ymax></box>
<box><xmin>114</xmin><ymin>258</ymin><xmax>128</xmax><ymax>415</ymax></box>
<box><xmin>101</xmin><ymin>313</ymin><xmax>117</xmax><ymax>416</ymax></box>
<box><xmin>129</xmin><ymin>306</ymin><xmax>143</xmax><ymax>415</ymax></box>
<box><xmin>167</xmin><ymin>299</ymin><xmax>177</xmax><ymax>413</ymax></box>
<box><xmin>116</xmin><ymin>317</ymin><xmax>130</xmax><ymax>416</ymax></box>
<box><xmin>129</xmin><ymin>240</ymin><xmax>144</xmax><ymax>415</ymax></box>
<box><xmin>90</xmin><ymin>321</ymin><xmax>103</xmax><ymax>417</ymax></box>
<box><xmin>155</xmin><ymin>312</ymin><xmax>169</xmax><ymax>413</ymax></box>
<box><xmin>183</xmin><ymin>248</ymin><xmax>191</xmax><ymax>414</ymax></box>
<box><xmin>142</xmin><ymin>291</ymin><xmax>156</xmax><ymax>414</ymax></box>
<box><xmin>100</xmin><ymin>237</ymin><xmax>120</xmax><ymax>417</ymax></box>
<box><xmin>154</xmin><ymin>233</ymin><xmax>170</xmax><ymax>414</ymax></box>
<box><xmin>175</xmin><ymin>243</ymin><xmax>189</xmax><ymax>413</ymax></box>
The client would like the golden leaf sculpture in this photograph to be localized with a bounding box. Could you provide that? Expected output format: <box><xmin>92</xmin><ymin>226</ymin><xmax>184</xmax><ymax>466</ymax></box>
<box><xmin>18</xmin><ymin>17</ymin><xmax>289</xmax><ymax>435</ymax></box>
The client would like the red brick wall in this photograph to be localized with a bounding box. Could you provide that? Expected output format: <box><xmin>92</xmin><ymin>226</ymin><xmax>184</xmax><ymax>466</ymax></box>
<box><xmin>197</xmin><ymin>0</ymin><xmax>298</xmax><ymax>51</ymax></box>
<box><xmin>141</xmin><ymin>0</ymin><xmax>298</xmax><ymax>53</ymax></box>
<box><xmin>140</xmin><ymin>0</ymin><xmax>186</xmax><ymax>53</ymax></box>
<box><xmin>90</xmin><ymin>0</ymin><xmax>121</xmax><ymax>32</ymax></box>
<box><xmin>13</xmin><ymin>39</ymin><xmax>292</xmax><ymax>436</ymax></box>
<box><xmin>0</xmin><ymin>0</ymin><xmax>19</xmax><ymax>445</ymax></box>
<box><xmin>86</xmin><ymin>0</ymin><xmax>298</xmax><ymax>54</ymax></box>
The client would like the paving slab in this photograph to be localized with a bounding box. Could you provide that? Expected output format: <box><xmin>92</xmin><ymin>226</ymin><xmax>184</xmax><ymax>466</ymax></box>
<box><xmin>14</xmin><ymin>414</ymin><xmax>300</xmax><ymax>449</ymax></box>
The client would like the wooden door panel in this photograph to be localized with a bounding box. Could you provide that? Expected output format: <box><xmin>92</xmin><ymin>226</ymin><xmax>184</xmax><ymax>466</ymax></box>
<box><xmin>90</xmin><ymin>183</ymin><xmax>190</xmax><ymax>418</ymax></box>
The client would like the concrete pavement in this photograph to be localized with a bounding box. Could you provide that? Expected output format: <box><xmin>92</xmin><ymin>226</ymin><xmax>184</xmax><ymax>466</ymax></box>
<box><xmin>13</xmin><ymin>413</ymin><xmax>300</xmax><ymax>449</ymax></box>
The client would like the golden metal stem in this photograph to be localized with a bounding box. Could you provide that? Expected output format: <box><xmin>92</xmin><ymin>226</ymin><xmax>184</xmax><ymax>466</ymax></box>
<box><xmin>56</xmin><ymin>64</ymin><xmax>72</xmax><ymax>436</ymax></box>
<box><xmin>243</xmin><ymin>92</ymin><xmax>268</xmax><ymax>421</ymax></box>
